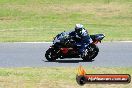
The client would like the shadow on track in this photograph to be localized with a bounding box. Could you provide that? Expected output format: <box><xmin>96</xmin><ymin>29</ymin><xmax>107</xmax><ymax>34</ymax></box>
<box><xmin>43</xmin><ymin>59</ymin><xmax>94</xmax><ymax>63</ymax></box>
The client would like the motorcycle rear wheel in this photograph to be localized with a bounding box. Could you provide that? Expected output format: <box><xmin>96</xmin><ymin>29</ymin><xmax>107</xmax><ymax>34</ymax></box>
<box><xmin>45</xmin><ymin>48</ymin><xmax>58</xmax><ymax>61</ymax></box>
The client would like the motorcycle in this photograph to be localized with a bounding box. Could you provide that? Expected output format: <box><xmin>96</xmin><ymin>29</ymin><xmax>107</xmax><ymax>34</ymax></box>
<box><xmin>45</xmin><ymin>32</ymin><xmax>105</xmax><ymax>61</ymax></box>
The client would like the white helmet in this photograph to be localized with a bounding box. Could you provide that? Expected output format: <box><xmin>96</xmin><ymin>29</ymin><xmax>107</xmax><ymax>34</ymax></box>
<box><xmin>75</xmin><ymin>24</ymin><xmax>84</xmax><ymax>35</ymax></box>
<box><xmin>75</xmin><ymin>24</ymin><xmax>83</xmax><ymax>29</ymax></box>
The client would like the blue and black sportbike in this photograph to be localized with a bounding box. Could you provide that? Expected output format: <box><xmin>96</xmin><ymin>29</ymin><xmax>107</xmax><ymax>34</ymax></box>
<box><xmin>45</xmin><ymin>32</ymin><xmax>105</xmax><ymax>61</ymax></box>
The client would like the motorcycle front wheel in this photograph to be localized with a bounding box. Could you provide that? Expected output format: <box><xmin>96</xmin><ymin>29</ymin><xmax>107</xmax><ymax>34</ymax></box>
<box><xmin>82</xmin><ymin>44</ymin><xmax>99</xmax><ymax>61</ymax></box>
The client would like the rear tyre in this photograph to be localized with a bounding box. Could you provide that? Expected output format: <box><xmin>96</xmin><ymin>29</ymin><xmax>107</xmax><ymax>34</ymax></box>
<box><xmin>45</xmin><ymin>48</ymin><xmax>58</xmax><ymax>61</ymax></box>
<box><xmin>82</xmin><ymin>44</ymin><xmax>99</xmax><ymax>61</ymax></box>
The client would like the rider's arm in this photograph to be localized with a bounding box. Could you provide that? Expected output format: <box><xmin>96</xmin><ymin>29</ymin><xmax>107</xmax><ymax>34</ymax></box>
<box><xmin>81</xmin><ymin>29</ymin><xmax>92</xmax><ymax>44</ymax></box>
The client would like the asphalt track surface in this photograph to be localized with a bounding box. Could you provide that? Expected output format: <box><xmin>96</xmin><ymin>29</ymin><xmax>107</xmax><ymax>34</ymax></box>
<box><xmin>0</xmin><ymin>42</ymin><xmax>132</xmax><ymax>67</ymax></box>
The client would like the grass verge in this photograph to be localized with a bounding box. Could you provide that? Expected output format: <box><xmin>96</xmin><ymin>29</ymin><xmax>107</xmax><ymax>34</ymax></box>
<box><xmin>0</xmin><ymin>67</ymin><xmax>132</xmax><ymax>88</ymax></box>
<box><xmin>0</xmin><ymin>0</ymin><xmax>132</xmax><ymax>42</ymax></box>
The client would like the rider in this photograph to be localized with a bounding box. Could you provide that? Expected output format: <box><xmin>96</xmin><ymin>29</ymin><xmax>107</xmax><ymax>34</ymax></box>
<box><xmin>69</xmin><ymin>24</ymin><xmax>92</xmax><ymax>57</ymax></box>
<box><xmin>53</xmin><ymin>24</ymin><xmax>92</xmax><ymax>57</ymax></box>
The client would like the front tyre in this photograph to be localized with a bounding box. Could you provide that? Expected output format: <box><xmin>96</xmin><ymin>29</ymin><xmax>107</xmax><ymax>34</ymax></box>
<box><xmin>45</xmin><ymin>48</ymin><xmax>58</xmax><ymax>61</ymax></box>
<box><xmin>82</xmin><ymin>44</ymin><xmax>99</xmax><ymax>61</ymax></box>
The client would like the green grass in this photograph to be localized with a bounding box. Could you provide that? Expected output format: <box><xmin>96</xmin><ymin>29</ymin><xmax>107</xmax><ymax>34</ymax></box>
<box><xmin>0</xmin><ymin>0</ymin><xmax>132</xmax><ymax>42</ymax></box>
<box><xmin>0</xmin><ymin>67</ymin><xmax>132</xmax><ymax>88</ymax></box>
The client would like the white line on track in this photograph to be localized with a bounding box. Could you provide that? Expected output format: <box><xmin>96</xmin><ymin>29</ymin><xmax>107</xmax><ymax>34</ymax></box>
<box><xmin>0</xmin><ymin>41</ymin><xmax>132</xmax><ymax>44</ymax></box>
